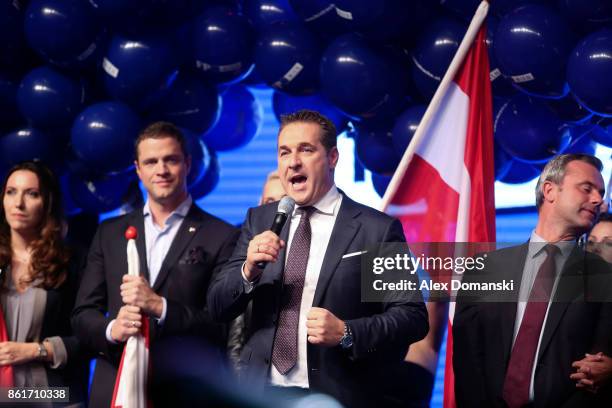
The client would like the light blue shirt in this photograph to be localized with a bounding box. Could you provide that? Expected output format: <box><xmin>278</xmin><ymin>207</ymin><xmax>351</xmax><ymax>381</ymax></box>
<box><xmin>143</xmin><ymin>195</ymin><xmax>192</xmax><ymax>286</ymax></box>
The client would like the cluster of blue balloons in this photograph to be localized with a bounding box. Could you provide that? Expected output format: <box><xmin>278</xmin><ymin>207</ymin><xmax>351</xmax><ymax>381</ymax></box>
<box><xmin>1</xmin><ymin>0</ymin><xmax>611</xmax><ymax>212</ymax></box>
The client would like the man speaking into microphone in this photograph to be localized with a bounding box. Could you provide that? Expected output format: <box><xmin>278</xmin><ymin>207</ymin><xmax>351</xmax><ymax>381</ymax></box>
<box><xmin>208</xmin><ymin>110</ymin><xmax>428</xmax><ymax>407</ymax></box>
<box><xmin>72</xmin><ymin>122</ymin><xmax>238</xmax><ymax>408</ymax></box>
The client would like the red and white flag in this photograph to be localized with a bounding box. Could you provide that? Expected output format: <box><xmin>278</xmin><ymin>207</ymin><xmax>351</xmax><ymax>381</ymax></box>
<box><xmin>380</xmin><ymin>2</ymin><xmax>495</xmax><ymax>407</ymax></box>
<box><xmin>111</xmin><ymin>227</ymin><xmax>150</xmax><ymax>408</ymax></box>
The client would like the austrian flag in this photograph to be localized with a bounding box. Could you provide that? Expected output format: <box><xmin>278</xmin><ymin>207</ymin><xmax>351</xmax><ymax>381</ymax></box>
<box><xmin>380</xmin><ymin>2</ymin><xmax>496</xmax><ymax>407</ymax></box>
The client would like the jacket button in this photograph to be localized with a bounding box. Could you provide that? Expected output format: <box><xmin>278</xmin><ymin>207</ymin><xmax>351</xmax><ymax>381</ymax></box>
<box><xmin>232</xmin><ymin>290</ymin><xmax>239</xmax><ymax>298</ymax></box>
<box><xmin>264</xmin><ymin>358</ymin><xmax>270</xmax><ymax>364</ymax></box>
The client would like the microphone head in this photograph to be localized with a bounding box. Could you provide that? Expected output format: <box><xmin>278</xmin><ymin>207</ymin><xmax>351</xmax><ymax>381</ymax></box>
<box><xmin>277</xmin><ymin>196</ymin><xmax>296</xmax><ymax>215</ymax></box>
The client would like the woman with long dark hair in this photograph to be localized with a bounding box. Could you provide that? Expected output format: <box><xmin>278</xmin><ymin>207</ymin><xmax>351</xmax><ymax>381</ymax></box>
<box><xmin>0</xmin><ymin>161</ymin><xmax>87</xmax><ymax>405</ymax></box>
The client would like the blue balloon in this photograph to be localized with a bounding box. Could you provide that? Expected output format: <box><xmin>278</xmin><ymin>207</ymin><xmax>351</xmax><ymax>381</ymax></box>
<box><xmin>371</xmin><ymin>173</ymin><xmax>392</xmax><ymax>198</ymax></box>
<box><xmin>24</xmin><ymin>0</ymin><xmax>103</xmax><ymax>67</ymax></box>
<box><xmin>494</xmin><ymin>141</ymin><xmax>513</xmax><ymax>181</ymax></box>
<box><xmin>495</xmin><ymin>95</ymin><xmax>571</xmax><ymax>163</ymax></box>
<box><xmin>392</xmin><ymin>105</ymin><xmax>426</xmax><ymax>153</ymax></box>
<box><xmin>562</xmin><ymin>126</ymin><xmax>598</xmax><ymax>155</ymax></box>
<box><xmin>288</xmin><ymin>0</ymin><xmax>350</xmax><ymax>38</ymax></box>
<box><xmin>255</xmin><ymin>22</ymin><xmax>321</xmax><ymax>95</ymax></box>
<box><xmin>243</xmin><ymin>0</ymin><xmax>299</xmax><ymax>28</ymax></box>
<box><xmin>71</xmin><ymin>102</ymin><xmax>141</xmax><ymax>174</ymax></box>
<box><xmin>494</xmin><ymin>4</ymin><xmax>574</xmax><ymax>98</ymax></box>
<box><xmin>354</xmin><ymin>124</ymin><xmax>401</xmax><ymax>174</ymax></box>
<box><xmin>567</xmin><ymin>29</ymin><xmax>612</xmax><ymax>117</ymax></box>
<box><xmin>190</xmin><ymin>145</ymin><xmax>220</xmax><ymax>199</ymax></box>
<box><xmin>59</xmin><ymin>174</ymin><xmax>81</xmax><ymax>216</ymax></box>
<box><xmin>103</xmin><ymin>33</ymin><xmax>178</xmax><ymax>108</ymax></box>
<box><xmin>558</xmin><ymin>0</ymin><xmax>612</xmax><ymax>30</ymax></box>
<box><xmin>146</xmin><ymin>72</ymin><xmax>220</xmax><ymax>134</ymax></box>
<box><xmin>486</xmin><ymin>16</ymin><xmax>516</xmax><ymax>97</ymax></box>
<box><xmin>202</xmin><ymin>85</ymin><xmax>263</xmax><ymax>151</ymax></box>
<box><xmin>320</xmin><ymin>34</ymin><xmax>409</xmax><ymax>121</ymax></box>
<box><xmin>272</xmin><ymin>91</ymin><xmax>347</xmax><ymax>132</ymax></box>
<box><xmin>0</xmin><ymin>128</ymin><xmax>63</xmax><ymax>175</ymax></box>
<box><xmin>68</xmin><ymin>170</ymin><xmax>137</xmax><ymax>213</ymax></box>
<box><xmin>412</xmin><ymin>16</ymin><xmax>467</xmax><ymax>100</ymax></box>
<box><xmin>498</xmin><ymin>159</ymin><xmax>542</xmax><ymax>184</ymax></box>
<box><xmin>17</xmin><ymin>66</ymin><xmax>85</xmax><ymax>128</ymax></box>
<box><xmin>0</xmin><ymin>74</ymin><xmax>24</xmax><ymax>132</ymax></box>
<box><xmin>180</xmin><ymin>128</ymin><xmax>206</xmax><ymax>188</ymax></box>
<box><xmin>545</xmin><ymin>92</ymin><xmax>593</xmax><ymax>124</ymax></box>
<box><xmin>193</xmin><ymin>7</ymin><xmax>255</xmax><ymax>84</ymax></box>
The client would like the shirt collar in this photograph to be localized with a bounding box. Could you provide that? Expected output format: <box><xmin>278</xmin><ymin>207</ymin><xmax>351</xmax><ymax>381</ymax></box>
<box><xmin>143</xmin><ymin>195</ymin><xmax>192</xmax><ymax>221</ymax></box>
<box><xmin>293</xmin><ymin>185</ymin><xmax>341</xmax><ymax>217</ymax></box>
<box><xmin>529</xmin><ymin>230</ymin><xmax>575</xmax><ymax>259</ymax></box>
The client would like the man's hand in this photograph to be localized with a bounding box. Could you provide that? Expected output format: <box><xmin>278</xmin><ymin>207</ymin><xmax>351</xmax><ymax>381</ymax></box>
<box><xmin>0</xmin><ymin>342</ymin><xmax>39</xmax><ymax>366</ymax></box>
<box><xmin>121</xmin><ymin>275</ymin><xmax>163</xmax><ymax>318</ymax></box>
<box><xmin>110</xmin><ymin>305</ymin><xmax>142</xmax><ymax>343</ymax></box>
<box><xmin>306</xmin><ymin>307</ymin><xmax>345</xmax><ymax>347</ymax></box>
<box><xmin>244</xmin><ymin>231</ymin><xmax>285</xmax><ymax>281</ymax></box>
<box><xmin>570</xmin><ymin>352</ymin><xmax>612</xmax><ymax>393</ymax></box>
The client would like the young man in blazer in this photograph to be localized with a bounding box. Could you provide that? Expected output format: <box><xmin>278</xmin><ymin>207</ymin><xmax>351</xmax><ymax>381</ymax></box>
<box><xmin>72</xmin><ymin>122</ymin><xmax>238</xmax><ymax>408</ymax></box>
<box><xmin>208</xmin><ymin>110</ymin><xmax>428</xmax><ymax>407</ymax></box>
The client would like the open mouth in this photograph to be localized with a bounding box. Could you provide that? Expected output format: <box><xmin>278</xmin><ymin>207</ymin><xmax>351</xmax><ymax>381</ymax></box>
<box><xmin>289</xmin><ymin>175</ymin><xmax>307</xmax><ymax>189</ymax></box>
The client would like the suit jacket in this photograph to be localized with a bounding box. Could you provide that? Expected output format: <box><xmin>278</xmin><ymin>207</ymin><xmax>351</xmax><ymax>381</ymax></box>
<box><xmin>72</xmin><ymin>204</ymin><xmax>239</xmax><ymax>408</ymax></box>
<box><xmin>207</xmin><ymin>193</ymin><xmax>429</xmax><ymax>408</ymax></box>
<box><xmin>453</xmin><ymin>243</ymin><xmax>612</xmax><ymax>408</ymax></box>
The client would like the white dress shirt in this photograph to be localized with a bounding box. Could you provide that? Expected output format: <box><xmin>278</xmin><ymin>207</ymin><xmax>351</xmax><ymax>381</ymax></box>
<box><xmin>512</xmin><ymin>230</ymin><xmax>573</xmax><ymax>401</ymax></box>
<box><xmin>270</xmin><ymin>186</ymin><xmax>342</xmax><ymax>388</ymax></box>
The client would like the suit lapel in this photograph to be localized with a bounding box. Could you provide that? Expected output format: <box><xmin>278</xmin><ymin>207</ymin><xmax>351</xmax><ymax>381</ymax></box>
<box><xmin>128</xmin><ymin>212</ymin><xmax>149</xmax><ymax>281</ymax></box>
<box><xmin>152</xmin><ymin>205</ymin><xmax>202</xmax><ymax>292</ymax></box>
<box><xmin>312</xmin><ymin>196</ymin><xmax>360</xmax><ymax>307</ymax></box>
<box><xmin>498</xmin><ymin>244</ymin><xmax>529</xmax><ymax>362</ymax></box>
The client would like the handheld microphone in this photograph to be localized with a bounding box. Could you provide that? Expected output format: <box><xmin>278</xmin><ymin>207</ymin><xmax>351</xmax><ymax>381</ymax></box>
<box><xmin>255</xmin><ymin>196</ymin><xmax>295</xmax><ymax>270</ymax></box>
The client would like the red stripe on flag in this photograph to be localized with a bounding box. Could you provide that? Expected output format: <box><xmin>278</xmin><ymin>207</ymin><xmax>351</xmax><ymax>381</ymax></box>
<box><xmin>390</xmin><ymin>155</ymin><xmax>460</xmax><ymax>243</ymax></box>
<box><xmin>444</xmin><ymin>25</ymin><xmax>495</xmax><ymax>408</ymax></box>
<box><xmin>454</xmin><ymin>26</ymin><xmax>496</xmax><ymax>243</ymax></box>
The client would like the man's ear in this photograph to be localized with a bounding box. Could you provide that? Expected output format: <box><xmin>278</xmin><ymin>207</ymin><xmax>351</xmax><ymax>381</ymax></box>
<box><xmin>542</xmin><ymin>180</ymin><xmax>558</xmax><ymax>204</ymax></box>
<box><xmin>328</xmin><ymin>146</ymin><xmax>339</xmax><ymax>170</ymax></box>
<box><xmin>185</xmin><ymin>155</ymin><xmax>192</xmax><ymax>174</ymax></box>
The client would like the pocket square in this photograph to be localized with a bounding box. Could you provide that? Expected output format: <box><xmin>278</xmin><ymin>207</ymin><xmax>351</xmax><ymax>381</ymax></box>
<box><xmin>342</xmin><ymin>250</ymin><xmax>367</xmax><ymax>259</ymax></box>
<box><xmin>180</xmin><ymin>246</ymin><xmax>207</xmax><ymax>265</ymax></box>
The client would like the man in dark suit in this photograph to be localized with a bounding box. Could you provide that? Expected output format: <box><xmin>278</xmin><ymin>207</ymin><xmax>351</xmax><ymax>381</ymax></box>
<box><xmin>72</xmin><ymin>122</ymin><xmax>238</xmax><ymax>408</ymax></box>
<box><xmin>207</xmin><ymin>110</ymin><xmax>428</xmax><ymax>407</ymax></box>
<box><xmin>453</xmin><ymin>153</ymin><xmax>612</xmax><ymax>407</ymax></box>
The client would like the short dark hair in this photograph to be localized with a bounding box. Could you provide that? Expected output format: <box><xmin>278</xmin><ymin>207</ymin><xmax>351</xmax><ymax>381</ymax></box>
<box><xmin>135</xmin><ymin>121</ymin><xmax>189</xmax><ymax>160</ymax></box>
<box><xmin>535</xmin><ymin>153</ymin><xmax>604</xmax><ymax>209</ymax></box>
<box><xmin>597</xmin><ymin>212</ymin><xmax>612</xmax><ymax>224</ymax></box>
<box><xmin>278</xmin><ymin>109</ymin><xmax>337</xmax><ymax>151</ymax></box>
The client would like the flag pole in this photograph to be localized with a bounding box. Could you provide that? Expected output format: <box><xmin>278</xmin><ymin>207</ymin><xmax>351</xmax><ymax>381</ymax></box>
<box><xmin>380</xmin><ymin>0</ymin><xmax>490</xmax><ymax>211</ymax></box>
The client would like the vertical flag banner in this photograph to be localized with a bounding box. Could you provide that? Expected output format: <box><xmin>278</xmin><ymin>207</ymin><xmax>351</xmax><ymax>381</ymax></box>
<box><xmin>111</xmin><ymin>226</ymin><xmax>150</xmax><ymax>408</ymax></box>
<box><xmin>380</xmin><ymin>2</ymin><xmax>495</xmax><ymax>407</ymax></box>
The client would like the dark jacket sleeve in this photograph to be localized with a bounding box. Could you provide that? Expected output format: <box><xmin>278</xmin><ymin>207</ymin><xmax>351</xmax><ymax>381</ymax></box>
<box><xmin>345</xmin><ymin>218</ymin><xmax>429</xmax><ymax>361</ymax></box>
<box><xmin>208</xmin><ymin>208</ymin><xmax>260</xmax><ymax>323</ymax></box>
<box><xmin>71</xmin><ymin>223</ymin><xmax>118</xmax><ymax>359</ymax></box>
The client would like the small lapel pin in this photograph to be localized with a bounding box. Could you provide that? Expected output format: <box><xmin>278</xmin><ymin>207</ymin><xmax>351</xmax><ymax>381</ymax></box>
<box><xmin>189</xmin><ymin>226</ymin><xmax>196</xmax><ymax>233</ymax></box>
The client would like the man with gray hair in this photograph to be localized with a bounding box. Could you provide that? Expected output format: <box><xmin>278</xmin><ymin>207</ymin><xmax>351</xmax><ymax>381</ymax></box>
<box><xmin>454</xmin><ymin>153</ymin><xmax>612</xmax><ymax>407</ymax></box>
